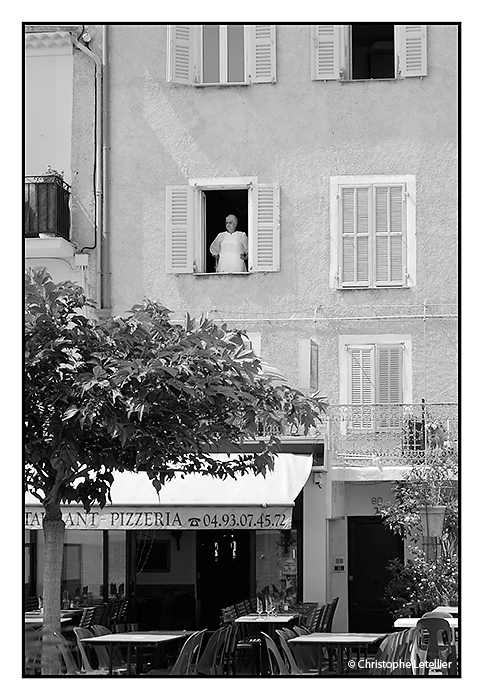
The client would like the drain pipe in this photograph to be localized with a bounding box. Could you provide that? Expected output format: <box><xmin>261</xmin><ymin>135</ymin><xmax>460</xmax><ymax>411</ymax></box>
<box><xmin>72</xmin><ymin>27</ymin><xmax>111</xmax><ymax>316</ymax></box>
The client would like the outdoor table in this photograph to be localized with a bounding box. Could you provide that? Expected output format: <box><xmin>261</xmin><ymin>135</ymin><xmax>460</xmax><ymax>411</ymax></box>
<box><xmin>79</xmin><ymin>630</ymin><xmax>195</xmax><ymax>676</ymax></box>
<box><xmin>288</xmin><ymin>632</ymin><xmax>388</xmax><ymax>675</ymax></box>
<box><xmin>235</xmin><ymin>614</ymin><xmax>299</xmax><ymax>675</ymax></box>
<box><xmin>25</xmin><ymin>611</ymin><xmax>74</xmax><ymax>629</ymax></box>
<box><xmin>394</xmin><ymin>617</ymin><xmax>458</xmax><ymax>629</ymax></box>
<box><xmin>431</xmin><ymin>606</ymin><xmax>458</xmax><ymax>615</ymax></box>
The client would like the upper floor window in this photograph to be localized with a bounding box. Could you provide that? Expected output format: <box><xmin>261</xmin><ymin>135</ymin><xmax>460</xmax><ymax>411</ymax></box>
<box><xmin>329</xmin><ymin>175</ymin><xmax>416</xmax><ymax>289</ymax></box>
<box><xmin>167</xmin><ymin>25</ymin><xmax>276</xmax><ymax>85</ymax></box>
<box><xmin>311</xmin><ymin>24</ymin><xmax>427</xmax><ymax>81</ymax></box>
<box><xmin>166</xmin><ymin>177</ymin><xmax>280</xmax><ymax>274</ymax></box>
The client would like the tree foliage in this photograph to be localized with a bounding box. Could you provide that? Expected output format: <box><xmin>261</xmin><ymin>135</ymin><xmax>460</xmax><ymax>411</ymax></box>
<box><xmin>25</xmin><ymin>267</ymin><xmax>326</xmax><ymax>516</ymax></box>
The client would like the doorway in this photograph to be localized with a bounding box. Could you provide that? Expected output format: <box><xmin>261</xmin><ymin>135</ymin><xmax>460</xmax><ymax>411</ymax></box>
<box><xmin>196</xmin><ymin>530</ymin><xmax>253</xmax><ymax>629</ymax></box>
<box><xmin>347</xmin><ymin>516</ymin><xmax>403</xmax><ymax>632</ymax></box>
<box><xmin>203</xmin><ymin>189</ymin><xmax>249</xmax><ymax>272</ymax></box>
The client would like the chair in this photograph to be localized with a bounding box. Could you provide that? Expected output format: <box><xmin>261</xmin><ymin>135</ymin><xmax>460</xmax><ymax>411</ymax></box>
<box><xmin>147</xmin><ymin>630</ymin><xmax>206</xmax><ymax>676</ymax></box>
<box><xmin>196</xmin><ymin>626</ymin><xmax>231</xmax><ymax>676</ymax></box>
<box><xmin>320</xmin><ymin>597</ymin><xmax>339</xmax><ymax>632</ymax></box>
<box><xmin>280</xmin><ymin>627</ymin><xmax>319</xmax><ymax>673</ymax></box>
<box><xmin>412</xmin><ymin>617</ymin><xmax>457</xmax><ymax>676</ymax></box>
<box><xmin>73</xmin><ymin>626</ymin><xmax>127</xmax><ymax>675</ymax></box>
<box><xmin>222</xmin><ymin>623</ymin><xmax>239</xmax><ymax>676</ymax></box>
<box><xmin>24</xmin><ymin>596</ymin><xmax>41</xmax><ymax>612</ymax></box>
<box><xmin>275</xmin><ymin>629</ymin><xmax>318</xmax><ymax>675</ymax></box>
<box><xmin>261</xmin><ymin>632</ymin><xmax>290</xmax><ymax>676</ymax></box>
<box><xmin>308</xmin><ymin>605</ymin><xmax>325</xmax><ymax>632</ymax></box>
<box><xmin>78</xmin><ymin>607</ymin><xmax>95</xmax><ymax>628</ymax></box>
<box><xmin>90</xmin><ymin>604</ymin><xmax>107</xmax><ymax>627</ymax></box>
<box><xmin>422</xmin><ymin>611</ymin><xmax>453</xmax><ymax>618</ymax></box>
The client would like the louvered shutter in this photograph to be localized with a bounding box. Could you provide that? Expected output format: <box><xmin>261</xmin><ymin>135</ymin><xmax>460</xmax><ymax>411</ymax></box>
<box><xmin>167</xmin><ymin>25</ymin><xmax>196</xmax><ymax>84</ymax></box>
<box><xmin>251</xmin><ymin>184</ymin><xmax>280</xmax><ymax>272</ymax></box>
<box><xmin>166</xmin><ymin>186</ymin><xmax>193</xmax><ymax>273</ymax></box>
<box><xmin>340</xmin><ymin>186</ymin><xmax>370</xmax><ymax>286</ymax></box>
<box><xmin>248</xmin><ymin>25</ymin><xmax>276</xmax><ymax>83</ymax></box>
<box><xmin>375</xmin><ymin>185</ymin><xmax>405</xmax><ymax>285</ymax></box>
<box><xmin>311</xmin><ymin>25</ymin><xmax>341</xmax><ymax>80</ymax></box>
<box><xmin>349</xmin><ymin>346</ymin><xmax>375</xmax><ymax>429</ymax></box>
<box><xmin>396</xmin><ymin>25</ymin><xmax>427</xmax><ymax>78</ymax></box>
<box><xmin>377</xmin><ymin>345</ymin><xmax>402</xmax><ymax>428</ymax></box>
<box><xmin>299</xmin><ymin>339</ymin><xmax>319</xmax><ymax>390</ymax></box>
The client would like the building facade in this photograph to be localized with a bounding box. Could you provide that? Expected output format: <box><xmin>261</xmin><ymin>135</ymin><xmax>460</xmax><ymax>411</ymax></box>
<box><xmin>24</xmin><ymin>24</ymin><xmax>458</xmax><ymax>633</ymax></box>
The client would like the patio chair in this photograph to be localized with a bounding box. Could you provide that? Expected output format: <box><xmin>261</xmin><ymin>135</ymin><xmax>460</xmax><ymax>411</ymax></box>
<box><xmin>196</xmin><ymin>626</ymin><xmax>231</xmax><ymax>676</ymax></box>
<box><xmin>78</xmin><ymin>607</ymin><xmax>95</xmax><ymax>628</ymax></box>
<box><xmin>261</xmin><ymin>632</ymin><xmax>290</xmax><ymax>676</ymax></box>
<box><xmin>308</xmin><ymin>605</ymin><xmax>325</xmax><ymax>632</ymax></box>
<box><xmin>144</xmin><ymin>630</ymin><xmax>206</xmax><ymax>676</ymax></box>
<box><xmin>412</xmin><ymin>618</ymin><xmax>457</xmax><ymax>676</ymax></box>
<box><xmin>275</xmin><ymin>629</ymin><xmax>318</xmax><ymax>675</ymax></box>
<box><xmin>73</xmin><ymin>626</ymin><xmax>127</xmax><ymax>675</ymax></box>
<box><xmin>320</xmin><ymin>597</ymin><xmax>339</xmax><ymax>632</ymax></box>
<box><xmin>280</xmin><ymin>627</ymin><xmax>319</xmax><ymax>672</ymax></box>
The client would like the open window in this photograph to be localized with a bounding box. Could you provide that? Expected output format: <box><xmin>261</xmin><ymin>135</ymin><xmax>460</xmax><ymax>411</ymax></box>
<box><xmin>166</xmin><ymin>177</ymin><xmax>280</xmax><ymax>274</ymax></box>
<box><xmin>311</xmin><ymin>24</ymin><xmax>427</xmax><ymax>80</ymax></box>
<box><xmin>167</xmin><ymin>25</ymin><xmax>276</xmax><ymax>85</ymax></box>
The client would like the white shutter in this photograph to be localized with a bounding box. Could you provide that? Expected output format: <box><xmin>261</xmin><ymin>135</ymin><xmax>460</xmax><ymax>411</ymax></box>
<box><xmin>248</xmin><ymin>25</ymin><xmax>276</xmax><ymax>83</ymax></box>
<box><xmin>167</xmin><ymin>25</ymin><xmax>196</xmax><ymax>84</ymax></box>
<box><xmin>251</xmin><ymin>184</ymin><xmax>280</xmax><ymax>272</ymax></box>
<box><xmin>166</xmin><ymin>186</ymin><xmax>193</xmax><ymax>273</ymax></box>
<box><xmin>340</xmin><ymin>186</ymin><xmax>370</xmax><ymax>286</ymax></box>
<box><xmin>311</xmin><ymin>25</ymin><xmax>341</xmax><ymax>80</ymax></box>
<box><xmin>299</xmin><ymin>339</ymin><xmax>319</xmax><ymax>390</ymax></box>
<box><xmin>349</xmin><ymin>346</ymin><xmax>375</xmax><ymax>429</ymax></box>
<box><xmin>377</xmin><ymin>345</ymin><xmax>403</xmax><ymax>428</ymax></box>
<box><xmin>375</xmin><ymin>185</ymin><xmax>405</xmax><ymax>285</ymax></box>
<box><xmin>396</xmin><ymin>25</ymin><xmax>427</xmax><ymax>78</ymax></box>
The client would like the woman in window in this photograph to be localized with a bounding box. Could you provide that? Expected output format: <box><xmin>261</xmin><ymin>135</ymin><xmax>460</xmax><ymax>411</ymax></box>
<box><xmin>210</xmin><ymin>214</ymin><xmax>248</xmax><ymax>273</ymax></box>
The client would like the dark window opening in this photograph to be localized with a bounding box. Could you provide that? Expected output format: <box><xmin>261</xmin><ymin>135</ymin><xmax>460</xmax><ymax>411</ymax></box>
<box><xmin>204</xmin><ymin>189</ymin><xmax>249</xmax><ymax>273</ymax></box>
<box><xmin>351</xmin><ymin>24</ymin><xmax>395</xmax><ymax>79</ymax></box>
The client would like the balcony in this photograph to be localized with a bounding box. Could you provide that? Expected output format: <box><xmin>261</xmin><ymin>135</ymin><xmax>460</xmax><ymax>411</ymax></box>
<box><xmin>24</xmin><ymin>175</ymin><xmax>71</xmax><ymax>240</ymax></box>
<box><xmin>256</xmin><ymin>402</ymin><xmax>458</xmax><ymax>471</ymax></box>
<box><xmin>327</xmin><ymin>403</ymin><xmax>459</xmax><ymax>468</ymax></box>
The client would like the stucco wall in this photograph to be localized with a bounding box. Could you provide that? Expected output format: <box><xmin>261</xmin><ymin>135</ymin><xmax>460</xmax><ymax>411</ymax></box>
<box><xmin>70</xmin><ymin>24</ymin><xmax>458</xmax><ymax>404</ymax></box>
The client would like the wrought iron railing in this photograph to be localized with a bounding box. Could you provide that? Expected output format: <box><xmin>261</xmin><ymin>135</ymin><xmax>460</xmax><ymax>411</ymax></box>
<box><xmin>24</xmin><ymin>175</ymin><xmax>71</xmax><ymax>240</ymax></box>
<box><xmin>257</xmin><ymin>402</ymin><xmax>458</xmax><ymax>467</ymax></box>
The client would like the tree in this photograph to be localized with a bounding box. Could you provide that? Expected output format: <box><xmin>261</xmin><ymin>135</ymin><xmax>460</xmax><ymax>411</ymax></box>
<box><xmin>375</xmin><ymin>449</ymin><xmax>459</xmax><ymax>618</ymax></box>
<box><xmin>25</xmin><ymin>268</ymin><xmax>325</xmax><ymax>672</ymax></box>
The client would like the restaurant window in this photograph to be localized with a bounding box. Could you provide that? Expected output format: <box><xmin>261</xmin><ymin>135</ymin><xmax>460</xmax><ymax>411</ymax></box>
<box><xmin>107</xmin><ymin>531</ymin><xmax>126</xmax><ymax>599</ymax></box>
<box><xmin>255</xmin><ymin>529</ymin><xmax>298</xmax><ymax>604</ymax></box>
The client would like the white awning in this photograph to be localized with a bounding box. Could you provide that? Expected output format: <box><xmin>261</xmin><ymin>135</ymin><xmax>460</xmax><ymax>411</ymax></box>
<box><xmin>25</xmin><ymin>453</ymin><xmax>312</xmax><ymax>531</ymax></box>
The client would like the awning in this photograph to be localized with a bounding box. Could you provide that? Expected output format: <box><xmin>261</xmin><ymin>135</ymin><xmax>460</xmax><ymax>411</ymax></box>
<box><xmin>25</xmin><ymin>453</ymin><xmax>312</xmax><ymax>531</ymax></box>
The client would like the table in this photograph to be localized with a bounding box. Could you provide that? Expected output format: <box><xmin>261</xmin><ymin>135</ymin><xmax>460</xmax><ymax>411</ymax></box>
<box><xmin>235</xmin><ymin>614</ymin><xmax>299</xmax><ymax>675</ymax></box>
<box><xmin>25</xmin><ymin>611</ymin><xmax>75</xmax><ymax>628</ymax></box>
<box><xmin>432</xmin><ymin>606</ymin><xmax>458</xmax><ymax>615</ymax></box>
<box><xmin>80</xmin><ymin>630</ymin><xmax>194</xmax><ymax>675</ymax></box>
<box><xmin>288</xmin><ymin>632</ymin><xmax>387</xmax><ymax>675</ymax></box>
<box><xmin>394</xmin><ymin>617</ymin><xmax>458</xmax><ymax>629</ymax></box>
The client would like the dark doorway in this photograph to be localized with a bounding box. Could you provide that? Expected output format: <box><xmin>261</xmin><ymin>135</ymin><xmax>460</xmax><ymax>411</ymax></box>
<box><xmin>347</xmin><ymin>516</ymin><xmax>403</xmax><ymax>632</ymax></box>
<box><xmin>204</xmin><ymin>189</ymin><xmax>248</xmax><ymax>272</ymax></box>
<box><xmin>197</xmin><ymin>530</ymin><xmax>252</xmax><ymax>629</ymax></box>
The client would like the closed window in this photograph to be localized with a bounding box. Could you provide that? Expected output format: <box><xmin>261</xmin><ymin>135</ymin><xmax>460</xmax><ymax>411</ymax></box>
<box><xmin>166</xmin><ymin>177</ymin><xmax>280</xmax><ymax>274</ymax></box>
<box><xmin>311</xmin><ymin>24</ymin><xmax>427</xmax><ymax>80</ymax></box>
<box><xmin>329</xmin><ymin>175</ymin><xmax>416</xmax><ymax>289</ymax></box>
<box><xmin>299</xmin><ymin>338</ymin><xmax>319</xmax><ymax>391</ymax></box>
<box><xmin>167</xmin><ymin>25</ymin><xmax>276</xmax><ymax>85</ymax></box>
<box><xmin>339</xmin><ymin>335</ymin><xmax>412</xmax><ymax>431</ymax></box>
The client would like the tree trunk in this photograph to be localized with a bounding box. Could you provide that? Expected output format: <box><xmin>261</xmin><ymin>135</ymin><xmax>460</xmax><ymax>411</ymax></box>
<box><xmin>41</xmin><ymin>515</ymin><xmax>65</xmax><ymax>675</ymax></box>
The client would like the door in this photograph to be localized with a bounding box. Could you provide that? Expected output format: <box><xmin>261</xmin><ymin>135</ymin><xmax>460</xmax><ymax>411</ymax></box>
<box><xmin>348</xmin><ymin>516</ymin><xmax>403</xmax><ymax>632</ymax></box>
<box><xmin>197</xmin><ymin>530</ymin><xmax>252</xmax><ymax>629</ymax></box>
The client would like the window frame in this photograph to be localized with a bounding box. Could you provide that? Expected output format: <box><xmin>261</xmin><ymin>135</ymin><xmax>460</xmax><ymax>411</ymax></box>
<box><xmin>339</xmin><ymin>334</ymin><xmax>413</xmax><ymax>408</ymax></box>
<box><xmin>166</xmin><ymin>177</ymin><xmax>280</xmax><ymax>275</ymax></box>
<box><xmin>329</xmin><ymin>174</ymin><xmax>416</xmax><ymax>289</ymax></box>
<box><xmin>167</xmin><ymin>25</ymin><xmax>276</xmax><ymax>86</ymax></box>
<box><xmin>311</xmin><ymin>24</ymin><xmax>427</xmax><ymax>81</ymax></box>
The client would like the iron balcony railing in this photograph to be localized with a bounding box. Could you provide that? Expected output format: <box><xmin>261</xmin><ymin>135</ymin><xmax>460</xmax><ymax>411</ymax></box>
<box><xmin>257</xmin><ymin>402</ymin><xmax>458</xmax><ymax>467</ymax></box>
<box><xmin>24</xmin><ymin>175</ymin><xmax>71</xmax><ymax>240</ymax></box>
